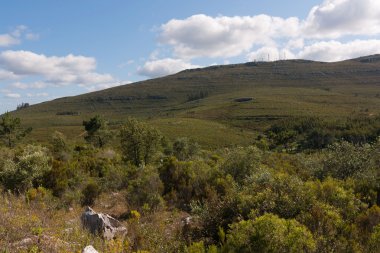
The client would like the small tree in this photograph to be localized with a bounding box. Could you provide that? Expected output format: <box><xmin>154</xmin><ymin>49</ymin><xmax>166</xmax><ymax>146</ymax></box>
<box><xmin>0</xmin><ymin>112</ymin><xmax>32</xmax><ymax>148</ymax></box>
<box><xmin>83</xmin><ymin>115</ymin><xmax>112</xmax><ymax>148</ymax></box>
<box><xmin>120</xmin><ymin>118</ymin><xmax>162</xmax><ymax>166</ymax></box>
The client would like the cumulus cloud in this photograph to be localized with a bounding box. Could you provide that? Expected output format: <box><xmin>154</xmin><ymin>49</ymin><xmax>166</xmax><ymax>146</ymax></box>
<box><xmin>155</xmin><ymin>0</ymin><xmax>380</xmax><ymax>64</ymax></box>
<box><xmin>246</xmin><ymin>39</ymin><xmax>380</xmax><ymax>63</ymax></box>
<box><xmin>298</xmin><ymin>39</ymin><xmax>380</xmax><ymax>62</ymax></box>
<box><xmin>304</xmin><ymin>0</ymin><xmax>380</xmax><ymax>38</ymax></box>
<box><xmin>0</xmin><ymin>50</ymin><xmax>114</xmax><ymax>86</ymax></box>
<box><xmin>160</xmin><ymin>14</ymin><xmax>300</xmax><ymax>59</ymax></box>
<box><xmin>286</xmin><ymin>39</ymin><xmax>305</xmax><ymax>50</ymax></box>
<box><xmin>138</xmin><ymin>58</ymin><xmax>201</xmax><ymax>78</ymax></box>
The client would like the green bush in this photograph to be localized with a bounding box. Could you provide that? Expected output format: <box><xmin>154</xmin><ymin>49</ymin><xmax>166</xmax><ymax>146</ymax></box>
<box><xmin>224</xmin><ymin>214</ymin><xmax>316</xmax><ymax>253</ymax></box>
<box><xmin>0</xmin><ymin>145</ymin><xmax>51</xmax><ymax>192</ymax></box>
<box><xmin>173</xmin><ymin>137</ymin><xmax>200</xmax><ymax>161</ymax></box>
<box><xmin>220</xmin><ymin>146</ymin><xmax>262</xmax><ymax>184</ymax></box>
<box><xmin>369</xmin><ymin>224</ymin><xmax>380</xmax><ymax>253</ymax></box>
<box><xmin>320</xmin><ymin>141</ymin><xmax>373</xmax><ymax>179</ymax></box>
<box><xmin>126</xmin><ymin>166</ymin><xmax>164</xmax><ymax>211</ymax></box>
<box><xmin>81</xmin><ymin>179</ymin><xmax>101</xmax><ymax>206</ymax></box>
<box><xmin>159</xmin><ymin>157</ymin><xmax>216</xmax><ymax>209</ymax></box>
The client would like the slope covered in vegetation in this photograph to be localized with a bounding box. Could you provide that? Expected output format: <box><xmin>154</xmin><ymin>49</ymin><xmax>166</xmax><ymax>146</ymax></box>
<box><xmin>11</xmin><ymin>55</ymin><xmax>380</xmax><ymax>148</ymax></box>
<box><xmin>0</xmin><ymin>113</ymin><xmax>379</xmax><ymax>252</ymax></box>
<box><xmin>1</xmin><ymin>56</ymin><xmax>380</xmax><ymax>252</ymax></box>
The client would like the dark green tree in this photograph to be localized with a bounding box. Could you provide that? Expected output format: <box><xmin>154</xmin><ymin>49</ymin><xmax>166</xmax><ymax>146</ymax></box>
<box><xmin>83</xmin><ymin>115</ymin><xmax>112</xmax><ymax>148</ymax></box>
<box><xmin>0</xmin><ymin>112</ymin><xmax>32</xmax><ymax>148</ymax></box>
<box><xmin>120</xmin><ymin>118</ymin><xmax>162</xmax><ymax>166</ymax></box>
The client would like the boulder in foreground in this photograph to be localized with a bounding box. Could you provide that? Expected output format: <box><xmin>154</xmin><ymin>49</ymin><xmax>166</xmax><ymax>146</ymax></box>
<box><xmin>81</xmin><ymin>206</ymin><xmax>127</xmax><ymax>240</ymax></box>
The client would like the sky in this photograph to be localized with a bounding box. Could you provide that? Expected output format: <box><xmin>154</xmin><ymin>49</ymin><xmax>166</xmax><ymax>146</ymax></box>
<box><xmin>1</xmin><ymin>0</ymin><xmax>380</xmax><ymax>112</ymax></box>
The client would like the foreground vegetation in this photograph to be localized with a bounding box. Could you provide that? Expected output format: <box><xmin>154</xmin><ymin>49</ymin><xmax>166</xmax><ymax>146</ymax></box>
<box><xmin>0</xmin><ymin>113</ymin><xmax>379</xmax><ymax>252</ymax></box>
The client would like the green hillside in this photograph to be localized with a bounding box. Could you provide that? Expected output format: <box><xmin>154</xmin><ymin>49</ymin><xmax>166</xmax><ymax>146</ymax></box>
<box><xmin>1</xmin><ymin>56</ymin><xmax>380</xmax><ymax>252</ymax></box>
<box><xmin>12</xmin><ymin>55</ymin><xmax>380</xmax><ymax>147</ymax></box>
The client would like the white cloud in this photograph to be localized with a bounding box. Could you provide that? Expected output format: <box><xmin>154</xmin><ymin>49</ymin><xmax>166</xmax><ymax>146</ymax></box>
<box><xmin>11</xmin><ymin>82</ymin><xmax>29</xmax><ymax>89</ymax></box>
<box><xmin>247</xmin><ymin>39</ymin><xmax>380</xmax><ymax>63</ymax></box>
<box><xmin>0</xmin><ymin>50</ymin><xmax>114</xmax><ymax>86</ymax></box>
<box><xmin>304</xmin><ymin>0</ymin><xmax>380</xmax><ymax>38</ymax></box>
<box><xmin>286</xmin><ymin>38</ymin><xmax>304</xmax><ymax>50</ymax></box>
<box><xmin>160</xmin><ymin>14</ymin><xmax>300</xmax><ymax>59</ymax></box>
<box><xmin>156</xmin><ymin>0</ymin><xmax>380</xmax><ymax>63</ymax></box>
<box><xmin>5</xmin><ymin>93</ymin><xmax>21</xmax><ymax>98</ymax></box>
<box><xmin>298</xmin><ymin>39</ymin><xmax>380</xmax><ymax>62</ymax></box>
<box><xmin>0</xmin><ymin>25</ymin><xmax>36</xmax><ymax>47</ymax></box>
<box><xmin>11</xmin><ymin>81</ymin><xmax>48</xmax><ymax>89</ymax></box>
<box><xmin>0</xmin><ymin>50</ymin><xmax>96</xmax><ymax>76</ymax></box>
<box><xmin>0</xmin><ymin>34</ymin><xmax>20</xmax><ymax>47</ymax></box>
<box><xmin>0</xmin><ymin>69</ymin><xmax>18</xmax><ymax>80</ymax></box>
<box><xmin>137</xmin><ymin>58</ymin><xmax>201</xmax><ymax>78</ymax></box>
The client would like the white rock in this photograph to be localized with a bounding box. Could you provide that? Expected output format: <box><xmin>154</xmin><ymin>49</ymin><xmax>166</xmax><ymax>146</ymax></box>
<box><xmin>83</xmin><ymin>245</ymin><xmax>98</xmax><ymax>253</ymax></box>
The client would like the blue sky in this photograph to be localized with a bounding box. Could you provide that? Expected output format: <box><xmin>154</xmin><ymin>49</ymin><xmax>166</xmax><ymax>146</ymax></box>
<box><xmin>1</xmin><ymin>0</ymin><xmax>380</xmax><ymax>112</ymax></box>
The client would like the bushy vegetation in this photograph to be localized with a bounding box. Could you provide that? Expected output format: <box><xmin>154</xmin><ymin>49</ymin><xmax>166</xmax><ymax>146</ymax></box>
<box><xmin>0</xmin><ymin>113</ymin><xmax>379</xmax><ymax>252</ymax></box>
<box><xmin>265</xmin><ymin>116</ymin><xmax>380</xmax><ymax>151</ymax></box>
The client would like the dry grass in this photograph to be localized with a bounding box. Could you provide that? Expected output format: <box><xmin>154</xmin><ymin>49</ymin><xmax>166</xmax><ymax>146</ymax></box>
<box><xmin>0</xmin><ymin>192</ymin><xmax>187</xmax><ymax>253</ymax></box>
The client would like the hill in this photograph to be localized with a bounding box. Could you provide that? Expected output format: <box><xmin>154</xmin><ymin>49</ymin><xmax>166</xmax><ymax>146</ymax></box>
<box><xmin>12</xmin><ymin>55</ymin><xmax>380</xmax><ymax>147</ymax></box>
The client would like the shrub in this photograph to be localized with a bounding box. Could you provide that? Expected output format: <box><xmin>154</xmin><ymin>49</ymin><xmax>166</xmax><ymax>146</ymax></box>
<box><xmin>0</xmin><ymin>145</ymin><xmax>51</xmax><ymax>192</ymax></box>
<box><xmin>320</xmin><ymin>141</ymin><xmax>373</xmax><ymax>180</ymax></box>
<box><xmin>81</xmin><ymin>179</ymin><xmax>101</xmax><ymax>206</ymax></box>
<box><xmin>159</xmin><ymin>157</ymin><xmax>216</xmax><ymax>209</ymax></box>
<box><xmin>224</xmin><ymin>214</ymin><xmax>316</xmax><ymax>253</ymax></box>
<box><xmin>369</xmin><ymin>224</ymin><xmax>380</xmax><ymax>253</ymax></box>
<box><xmin>126</xmin><ymin>166</ymin><xmax>164</xmax><ymax>211</ymax></box>
<box><xmin>172</xmin><ymin>137</ymin><xmax>200</xmax><ymax>161</ymax></box>
<box><xmin>220</xmin><ymin>146</ymin><xmax>262</xmax><ymax>184</ymax></box>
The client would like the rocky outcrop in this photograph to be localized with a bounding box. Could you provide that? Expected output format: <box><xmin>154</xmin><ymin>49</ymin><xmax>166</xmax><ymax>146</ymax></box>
<box><xmin>81</xmin><ymin>206</ymin><xmax>127</xmax><ymax>240</ymax></box>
